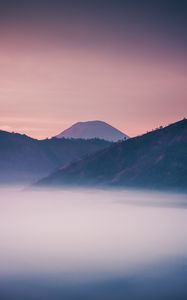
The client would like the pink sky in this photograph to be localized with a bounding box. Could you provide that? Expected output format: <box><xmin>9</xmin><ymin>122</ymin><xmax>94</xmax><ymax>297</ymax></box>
<box><xmin>0</xmin><ymin>22</ymin><xmax>186</xmax><ymax>139</ymax></box>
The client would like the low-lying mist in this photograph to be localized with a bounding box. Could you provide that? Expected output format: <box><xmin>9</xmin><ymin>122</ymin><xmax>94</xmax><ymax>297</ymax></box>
<box><xmin>0</xmin><ymin>186</ymin><xmax>187</xmax><ymax>299</ymax></box>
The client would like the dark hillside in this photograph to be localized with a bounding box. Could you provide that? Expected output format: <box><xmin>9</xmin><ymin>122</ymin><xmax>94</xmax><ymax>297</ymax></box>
<box><xmin>37</xmin><ymin>119</ymin><xmax>187</xmax><ymax>192</ymax></box>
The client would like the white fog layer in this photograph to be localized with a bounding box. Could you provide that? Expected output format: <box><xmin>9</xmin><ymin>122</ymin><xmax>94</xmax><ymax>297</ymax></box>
<box><xmin>0</xmin><ymin>187</ymin><xmax>187</xmax><ymax>282</ymax></box>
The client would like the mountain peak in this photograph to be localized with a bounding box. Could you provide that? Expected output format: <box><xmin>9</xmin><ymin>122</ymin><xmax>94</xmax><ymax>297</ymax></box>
<box><xmin>55</xmin><ymin>120</ymin><xmax>128</xmax><ymax>142</ymax></box>
<box><xmin>38</xmin><ymin>118</ymin><xmax>187</xmax><ymax>191</ymax></box>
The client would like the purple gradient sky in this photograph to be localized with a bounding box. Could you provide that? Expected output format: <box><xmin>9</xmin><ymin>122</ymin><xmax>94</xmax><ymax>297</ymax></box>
<box><xmin>0</xmin><ymin>1</ymin><xmax>186</xmax><ymax>138</ymax></box>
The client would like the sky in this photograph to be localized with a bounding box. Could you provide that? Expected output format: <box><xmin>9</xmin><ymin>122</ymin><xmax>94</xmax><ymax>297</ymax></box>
<box><xmin>0</xmin><ymin>0</ymin><xmax>187</xmax><ymax>139</ymax></box>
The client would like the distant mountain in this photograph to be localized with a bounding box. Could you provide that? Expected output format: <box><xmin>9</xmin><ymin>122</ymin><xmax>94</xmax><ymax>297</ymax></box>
<box><xmin>55</xmin><ymin>120</ymin><xmax>128</xmax><ymax>141</ymax></box>
<box><xmin>38</xmin><ymin>119</ymin><xmax>187</xmax><ymax>192</ymax></box>
<box><xmin>0</xmin><ymin>131</ymin><xmax>111</xmax><ymax>183</ymax></box>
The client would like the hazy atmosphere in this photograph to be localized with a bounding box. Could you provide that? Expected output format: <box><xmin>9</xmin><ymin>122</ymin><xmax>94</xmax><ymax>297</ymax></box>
<box><xmin>0</xmin><ymin>1</ymin><xmax>187</xmax><ymax>299</ymax></box>
<box><xmin>1</xmin><ymin>187</ymin><xmax>187</xmax><ymax>299</ymax></box>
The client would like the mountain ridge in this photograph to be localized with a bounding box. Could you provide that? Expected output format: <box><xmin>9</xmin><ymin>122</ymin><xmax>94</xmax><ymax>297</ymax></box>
<box><xmin>37</xmin><ymin>119</ymin><xmax>187</xmax><ymax>192</ymax></box>
<box><xmin>0</xmin><ymin>130</ymin><xmax>111</xmax><ymax>183</ymax></box>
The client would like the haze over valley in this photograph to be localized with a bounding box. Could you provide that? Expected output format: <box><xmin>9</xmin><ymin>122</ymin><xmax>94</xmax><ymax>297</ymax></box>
<box><xmin>0</xmin><ymin>0</ymin><xmax>187</xmax><ymax>299</ymax></box>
